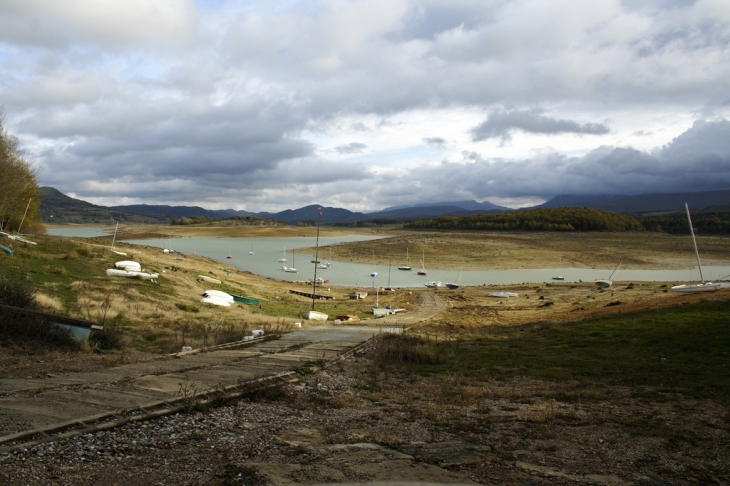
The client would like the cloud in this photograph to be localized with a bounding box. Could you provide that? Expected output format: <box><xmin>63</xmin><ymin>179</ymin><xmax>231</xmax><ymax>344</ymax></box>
<box><xmin>335</xmin><ymin>142</ymin><xmax>367</xmax><ymax>154</ymax></box>
<box><xmin>422</xmin><ymin>137</ymin><xmax>445</xmax><ymax>145</ymax></box>
<box><xmin>471</xmin><ymin>109</ymin><xmax>610</xmax><ymax>143</ymax></box>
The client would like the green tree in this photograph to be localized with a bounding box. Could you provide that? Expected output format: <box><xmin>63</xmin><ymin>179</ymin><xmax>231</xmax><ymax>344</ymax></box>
<box><xmin>0</xmin><ymin>107</ymin><xmax>42</xmax><ymax>233</ymax></box>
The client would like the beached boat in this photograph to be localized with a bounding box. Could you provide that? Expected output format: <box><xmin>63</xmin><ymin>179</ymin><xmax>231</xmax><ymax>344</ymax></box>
<box><xmin>229</xmin><ymin>294</ymin><xmax>261</xmax><ymax>305</ymax></box>
<box><xmin>672</xmin><ymin>203</ymin><xmax>722</xmax><ymax>294</ymax></box>
<box><xmin>595</xmin><ymin>260</ymin><xmax>622</xmax><ymax>287</ymax></box>
<box><xmin>0</xmin><ymin>243</ymin><xmax>14</xmax><ymax>255</ymax></box>
<box><xmin>446</xmin><ymin>265</ymin><xmax>462</xmax><ymax>289</ymax></box>
<box><xmin>301</xmin><ymin>310</ymin><xmax>328</xmax><ymax>321</ymax></box>
<box><xmin>115</xmin><ymin>260</ymin><xmax>141</xmax><ymax>271</ymax></box>
<box><xmin>198</xmin><ymin>275</ymin><xmax>222</xmax><ymax>284</ymax></box>
<box><xmin>424</xmin><ymin>281</ymin><xmax>442</xmax><ymax>288</ymax></box>
<box><xmin>109</xmin><ymin>222</ymin><xmax>127</xmax><ymax>256</ymax></box>
<box><xmin>202</xmin><ymin>290</ymin><xmax>233</xmax><ymax>302</ymax></box>
<box><xmin>201</xmin><ymin>296</ymin><xmax>231</xmax><ymax>307</ymax></box>
<box><xmin>489</xmin><ymin>291</ymin><xmax>518</xmax><ymax>298</ymax></box>
<box><xmin>107</xmin><ymin>268</ymin><xmax>159</xmax><ymax>280</ymax></box>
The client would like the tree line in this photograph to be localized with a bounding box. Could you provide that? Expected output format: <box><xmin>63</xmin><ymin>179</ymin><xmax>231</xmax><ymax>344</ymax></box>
<box><xmin>0</xmin><ymin>108</ymin><xmax>43</xmax><ymax>234</ymax></box>
<box><xmin>403</xmin><ymin>207</ymin><xmax>730</xmax><ymax>234</ymax></box>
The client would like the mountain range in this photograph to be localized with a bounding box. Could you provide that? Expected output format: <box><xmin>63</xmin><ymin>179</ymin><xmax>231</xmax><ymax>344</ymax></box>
<box><xmin>38</xmin><ymin>186</ymin><xmax>730</xmax><ymax>225</ymax></box>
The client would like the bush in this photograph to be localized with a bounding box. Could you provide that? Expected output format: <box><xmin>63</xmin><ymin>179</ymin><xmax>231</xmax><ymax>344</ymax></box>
<box><xmin>0</xmin><ymin>277</ymin><xmax>38</xmax><ymax>309</ymax></box>
<box><xmin>0</xmin><ymin>307</ymin><xmax>79</xmax><ymax>350</ymax></box>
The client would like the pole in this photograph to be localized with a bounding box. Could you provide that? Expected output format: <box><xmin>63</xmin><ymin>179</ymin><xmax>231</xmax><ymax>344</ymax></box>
<box><xmin>311</xmin><ymin>208</ymin><xmax>322</xmax><ymax>310</ymax></box>
<box><xmin>685</xmin><ymin>203</ymin><xmax>705</xmax><ymax>283</ymax></box>
<box><xmin>16</xmin><ymin>198</ymin><xmax>31</xmax><ymax>235</ymax></box>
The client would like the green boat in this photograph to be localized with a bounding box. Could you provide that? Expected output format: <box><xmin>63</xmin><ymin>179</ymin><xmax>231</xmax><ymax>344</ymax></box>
<box><xmin>0</xmin><ymin>244</ymin><xmax>13</xmax><ymax>255</ymax></box>
<box><xmin>229</xmin><ymin>294</ymin><xmax>261</xmax><ymax>306</ymax></box>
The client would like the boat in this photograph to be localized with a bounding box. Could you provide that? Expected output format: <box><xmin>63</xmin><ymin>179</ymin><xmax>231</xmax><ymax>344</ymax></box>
<box><xmin>370</xmin><ymin>250</ymin><xmax>377</xmax><ymax>277</ymax></box>
<box><xmin>372</xmin><ymin>287</ymin><xmax>394</xmax><ymax>316</ymax></box>
<box><xmin>552</xmin><ymin>276</ymin><xmax>565</xmax><ymax>281</ymax></box>
<box><xmin>446</xmin><ymin>265</ymin><xmax>462</xmax><ymax>289</ymax></box>
<box><xmin>417</xmin><ymin>250</ymin><xmax>427</xmax><ymax>276</ymax></box>
<box><xmin>424</xmin><ymin>281</ymin><xmax>442</xmax><ymax>288</ymax></box>
<box><xmin>229</xmin><ymin>294</ymin><xmax>261</xmax><ymax>306</ymax></box>
<box><xmin>201</xmin><ymin>296</ymin><xmax>231</xmax><ymax>307</ymax></box>
<box><xmin>115</xmin><ymin>260</ymin><xmax>141</xmax><ymax>271</ymax></box>
<box><xmin>307</xmin><ymin>277</ymin><xmax>330</xmax><ymax>285</ymax></box>
<box><xmin>671</xmin><ymin>203</ymin><xmax>722</xmax><ymax>294</ymax></box>
<box><xmin>198</xmin><ymin>275</ymin><xmax>222</xmax><ymax>284</ymax></box>
<box><xmin>398</xmin><ymin>247</ymin><xmax>412</xmax><ymax>271</ymax></box>
<box><xmin>110</xmin><ymin>222</ymin><xmax>127</xmax><ymax>256</ymax></box>
<box><xmin>279</xmin><ymin>245</ymin><xmax>288</xmax><ymax>263</ymax></box>
<box><xmin>595</xmin><ymin>260</ymin><xmax>622</xmax><ymax>287</ymax></box>
<box><xmin>301</xmin><ymin>310</ymin><xmax>328</xmax><ymax>321</ymax></box>
<box><xmin>12</xmin><ymin>199</ymin><xmax>37</xmax><ymax>245</ymax></box>
<box><xmin>283</xmin><ymin>250</ymin><xmax>297</xmax><ymax>273</ymax></box>
<box><xmin>350</xmin><ymin>291</ymin><xmax>368</xmax><ymax>299</ymax></box>
<box><xmin>0</xmin><ymin>243</ymin><xmax>14</xmax><ymax>255</ymax></box>
<box><xmin>106</xmin><ymin>268</ymin><xmax>159</xmax><ymax>280</ymax></box>
<box><xmin>202</xmin><ymin>290</ymin><xmax>233</xmax><ymax>302</ymax></box>
<box><xmin>489</xmin><ymin>291</ymin><xmax>518</xmax><ymax>298</ymax></box>
<box><xmin>227</xmin><ymin>244</ymin><xmax>233</xmax><ymax>259</ymax></box>
<box><xmin>249</xmin><ymin>244</ymin><xmax>254</xmax><ymax>255</ymax></box>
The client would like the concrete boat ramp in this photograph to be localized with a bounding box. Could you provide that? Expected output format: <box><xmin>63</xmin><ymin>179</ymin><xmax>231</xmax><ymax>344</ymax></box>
<box><xmin>0</xmin><ymin>325</ymin><xmax>401</xmax><ymax>451</ymax></box>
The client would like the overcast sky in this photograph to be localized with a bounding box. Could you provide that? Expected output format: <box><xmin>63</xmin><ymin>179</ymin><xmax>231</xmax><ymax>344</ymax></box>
<box><xmin>1</xmin><ymin>0</ymin><xmax>729</xmax><ymax>212</ymax></box>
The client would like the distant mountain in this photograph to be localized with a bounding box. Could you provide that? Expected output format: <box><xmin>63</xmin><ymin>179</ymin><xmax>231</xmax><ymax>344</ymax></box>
<box><xmin>538</xmin><ymin>194</ymin><xmax>617</xmax><ymax>208</ymax></box>
<box><xmin>382</xmin><ymin>199</ymin><xmax>509</xmax><ymax>212</ymax></box>
<box><xmin>366</xmin><ymin>205</ymin><xmax>503</xmax><ymax>219</ymax></box>
<box><xmin>539</xmin><ymin>190</ymin><xmax>730</xmax><ymax>214</ymax></box>
<box><xmin>259</xmin><ymin>205</ymin><xmax>365</xmax><ymax>225</ymax></box>
<box><xmin>38</xmin><ymin>187</ymin><xmax>167</xmax><ymax>224</ymax></box>
<box><xmin>110</xmin><ymin>204</ymin><xmax>255</xmax><ymax>219</ymax></box>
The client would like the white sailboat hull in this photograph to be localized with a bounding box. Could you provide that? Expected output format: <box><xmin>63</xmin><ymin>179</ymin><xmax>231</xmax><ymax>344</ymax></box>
<box><xmin>106</xmin><ymin>269</ymin><xmax>159</xmax><ymax>280</ymax></box>
<box><xmin>671</xmin><ymin>283</ymin><xmax>722</xmax><ymax>294</ymax></box>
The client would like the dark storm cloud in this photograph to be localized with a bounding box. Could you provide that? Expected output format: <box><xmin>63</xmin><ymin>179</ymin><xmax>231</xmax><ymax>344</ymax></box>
<box><xmin>471</xmin><ymin>109</ymin><xmax>610</xmax><ymax>144</ymax></box>
<box><xmin>335</xmin><ymin>142</ymin><xmax>367</xmax><ymax>154</ymax></box>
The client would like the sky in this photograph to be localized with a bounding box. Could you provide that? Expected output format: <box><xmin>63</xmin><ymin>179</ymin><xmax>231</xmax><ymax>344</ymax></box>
<box><xmin>1</xmin><ymin>0</ymin><xmax>729</xmax><ymax>212</ymax></box>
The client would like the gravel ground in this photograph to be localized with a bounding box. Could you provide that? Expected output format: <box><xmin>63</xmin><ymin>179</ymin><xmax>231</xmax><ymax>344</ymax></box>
<box><xmin>2</xmin><ymin>353</ymin><xmax>729</xmax><ymax>485</ymax></box>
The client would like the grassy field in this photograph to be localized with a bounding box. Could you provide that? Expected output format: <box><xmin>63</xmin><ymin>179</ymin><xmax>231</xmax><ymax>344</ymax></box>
<box><xmin>375</xmin><ymin>299</ymin><xmax>730</xmax><ymax>399</ymax></box>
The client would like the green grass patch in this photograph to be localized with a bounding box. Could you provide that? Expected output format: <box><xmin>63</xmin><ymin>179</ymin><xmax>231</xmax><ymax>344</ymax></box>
<box><xmin>376</xmin><ymin>300</ymin><xmax>730</xmax><ymax>398</ymax></box>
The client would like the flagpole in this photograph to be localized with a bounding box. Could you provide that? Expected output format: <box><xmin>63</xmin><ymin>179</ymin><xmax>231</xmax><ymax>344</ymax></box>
<box><xmin>311</xmin><ymin>207</ymin><xmax>322</xmax><ymax>310</ymax></box>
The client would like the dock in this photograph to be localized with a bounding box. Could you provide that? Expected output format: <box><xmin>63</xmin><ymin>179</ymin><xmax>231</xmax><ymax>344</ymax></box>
<box><xmin>289</xmin><ymin>289</ymin><xmax>335</xmax><ymax>300</ymax></box>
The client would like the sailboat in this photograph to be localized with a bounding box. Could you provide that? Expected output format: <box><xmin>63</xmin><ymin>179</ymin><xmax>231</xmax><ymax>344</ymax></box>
<box><xmin>283</xmin><ymin>249</ymin><xmax>297</xmax><ymax>273</ymax></box>
<box><xmin>227</xmin><ymin>244</ymin><xmax>233</xmax><ymax>259</ymax></box>
<box><xmin>302</xmin><ymin>207</ymin><xmax>328</xmax><ymax>321</ymax></box>
<box><xmin>249</xmin><ymin>243</ymin><xmax>254</xmax><ymax>255</ymax></box>
<box><xmin>595</xmin><ymin>260</ymin><xmax>621</xmax><ymax>287</ymax></box>
<box><xmin>370</xmin><ymin>250</ymin><xmax>377</xmax><ymax>277</ymax></box>
<box><xmin>398</xmin><ymin>247</ymin><xmax>411</xmax><ymax>270</ymax></box>
<box><xmin>417</xmin><ymin>250</ymin><xmax>427</xmax><ymax>276</ymax></box>
<box><xmin>110</xmin><ymin>222</ymin><xmax>127</xmax><ymax>256</ymax></box>
<box><xmin>446</xmin><ymin>265</ymin><xmax>462</xmax><ymax>289</ymax></box>
<box><xmin>671</xmin><ymin>203</ymin><xmax>722</xmax><ymax>294</ymax></box>
<box><xmin>279</xmin><ymin>245</ymin><xmax>288</xmax><ymax>263</ymax></box>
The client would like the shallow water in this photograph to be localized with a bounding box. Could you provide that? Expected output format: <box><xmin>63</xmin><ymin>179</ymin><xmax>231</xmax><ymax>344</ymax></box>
<box><xmin>122</xmin><ymin>235</ymin><xmax>730</xmax><ymax>288</ymax></box>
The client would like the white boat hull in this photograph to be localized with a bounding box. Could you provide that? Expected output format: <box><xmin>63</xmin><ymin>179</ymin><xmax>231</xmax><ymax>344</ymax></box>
<box><xmin>301</xmin><ymin>310</ymin><xmax>328</xmax><ymax>321</ymax></box>
<box><xmin>595</xmin><ymin>279</ymin><xmax>613</xmax><ymax>287</ymax></box>
<box><xmin>106</xmin><ymin>269</ymin><xmax>159</xmax><ymax>280</ymax></box>
<box><xmin>201</xmin><ymin>296</ymin><xmax>231</xmax><ymax>306</ymax></box>
<box><xmin>489</xmin><ymin>292</ymin><xmax>518</xmax><ymax>298</ymax></box>
<box><xmin>115</xmin><ymin>260</ymin><xmax>141</xmax><ymax>271</ymax></box>
<box><xmin>198</xmin><ymin>275</ymin><xmax>222</xmax><ymax>284</ymax></box>
<box><xmin>202</xmin><ymin>290</ymin><xmax>234</xmax><ymax>302</ymax></box>
<box><xmin>671</xmin><ymin>283</ymin><xmax>722</xmax><ymax>294</ymax></box>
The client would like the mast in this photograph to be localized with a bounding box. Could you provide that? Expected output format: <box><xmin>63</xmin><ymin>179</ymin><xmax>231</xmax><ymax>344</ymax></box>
<box><xmin>311</xmin><ymin>207</ymin><xmax>322</xmax><ymax>310</ymax></box>
<box><xmin>16</xmin><ymin>198</ymin><xmax>31</xmax><ymax>235</ymax></box>
<box><xmin>685</xmin><ymin>203</ymin><xmax>705</xmax><ymax>283</ymax></box>
<box><xmin>111</xmin><ymin>222</ymin><xmax>119</xmax><ymax>249</ymax></box>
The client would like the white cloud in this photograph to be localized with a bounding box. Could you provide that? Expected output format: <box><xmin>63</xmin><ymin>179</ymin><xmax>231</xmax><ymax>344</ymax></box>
<box><xmin>0</xmin><ymin>0</ymin><xmax>728</xmax><ymax>211</ymax></box>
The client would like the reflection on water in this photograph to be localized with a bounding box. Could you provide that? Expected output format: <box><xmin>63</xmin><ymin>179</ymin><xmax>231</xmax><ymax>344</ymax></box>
<box><xmin>121</xmin><ymin>235</ymin><xmax>730</xmax><ymax>288</ymax></box>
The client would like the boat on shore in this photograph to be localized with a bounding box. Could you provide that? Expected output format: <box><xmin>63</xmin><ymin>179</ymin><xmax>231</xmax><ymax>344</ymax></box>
<box><xmin>595</xmin><ymin>260</ymin><xmax>622</xmax><ymax>287</ymax></box>
<box><xmin>672</xmin><ymin>203</ymin><xmax>722</xmax><ymax>294</ymax></box>
<box><xmin>107</xmin><ymin>268</ymin><xmax>159</xmax><ymax>280</ymax></box>
<box><xmin>301</xmin><ymin>309</ymin><xmax>328</xmax><ymax>321</ymax></box>
<box><xmin>489</xmin><ymin>291</ymin><xmax>518</xmax><ymax>298</ymax></box>
<box><xmin>0</xmin><ymin>243</ymin><xmax>14</xmax><ymax>255</ymax></box>
<box><xmin>198</xmin><ymin>275</ymin><xmax>222</xmax><ymax>284</ymax></box>
<box><xmin>424</xmin><ymin>281</ymin><xmax>442</xmax><ymax>288</ymax></box>
<box><xmin>398</xmin><ymin>247</ymin><xmax>412</xmax><ymax>271</ymax></box>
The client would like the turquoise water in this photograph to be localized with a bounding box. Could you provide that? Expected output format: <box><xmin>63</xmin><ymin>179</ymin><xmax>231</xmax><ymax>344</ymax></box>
<box><xmin>46</xmin><ymin>227</ymin><xmax>109</xmax><ymax>238</ymax></box>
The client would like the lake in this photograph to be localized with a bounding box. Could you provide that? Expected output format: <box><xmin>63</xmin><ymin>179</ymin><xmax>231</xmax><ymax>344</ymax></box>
<box><xmin>45</xmin><ymin>228</ymin><xmax>730</xmax><ymax>287</ymax></box>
